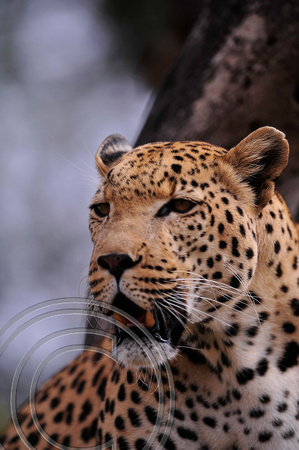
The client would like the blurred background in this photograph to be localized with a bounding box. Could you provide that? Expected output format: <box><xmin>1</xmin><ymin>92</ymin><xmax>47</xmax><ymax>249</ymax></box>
<box><xmin>0</xmin><ymin>0</ymin><xmax>200</xmax><ymax>428</ymax></box>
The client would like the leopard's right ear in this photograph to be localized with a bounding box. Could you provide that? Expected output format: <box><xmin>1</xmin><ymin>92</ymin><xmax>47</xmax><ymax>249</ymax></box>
<box><xmin>95</xmin><ymin>134</ymin><xmax>132</xmax><ymax>176</ymax></box>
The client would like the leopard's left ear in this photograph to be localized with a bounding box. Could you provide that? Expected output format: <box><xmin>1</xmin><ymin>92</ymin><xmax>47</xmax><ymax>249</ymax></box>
<box><xmin>95</xmin><ymin>134</ymin><xmax>132</xmax><ymax>176</ymax></box>
<box><xmin>223</xmin><ymin>127</ymin><xmax>289</xmax><ymax>211</ymax></box>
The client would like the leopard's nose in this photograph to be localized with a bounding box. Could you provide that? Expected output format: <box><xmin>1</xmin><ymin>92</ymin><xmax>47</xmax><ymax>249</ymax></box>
<box><xmin>97</xmin><ymin>253</ymin><xmax>142</xmax><ymax>282</ymax></box>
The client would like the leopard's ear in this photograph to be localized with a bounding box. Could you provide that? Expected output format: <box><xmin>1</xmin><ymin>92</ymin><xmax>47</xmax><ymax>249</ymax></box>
<box><xmin>95</xmin><ymin>134</ymin><xmax>132</xmax><ymax>175</ymax></box>
<box><xmin>223</xmin><ymin>127</ymin><xmax>289</xmax><ymax>211</ymax></box>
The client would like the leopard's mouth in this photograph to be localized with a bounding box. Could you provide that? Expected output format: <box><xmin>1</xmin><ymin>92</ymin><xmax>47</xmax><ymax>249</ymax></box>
<box><xmin>112</xmin><ymin>293</ymin><xmax>176</xmax><ymax>345</ymax></box>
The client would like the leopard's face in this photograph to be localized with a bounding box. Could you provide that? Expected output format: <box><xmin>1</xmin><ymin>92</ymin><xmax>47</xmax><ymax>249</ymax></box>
<box><xmin>88</xmin><ymin>129</ymin><xmax>288</xmax><ymax>367</ymax></box>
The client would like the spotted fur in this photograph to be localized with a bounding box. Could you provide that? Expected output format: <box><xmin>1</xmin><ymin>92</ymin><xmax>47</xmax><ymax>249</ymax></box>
<box><xmin>2</xmin><ymin>127</ymin><xmax>299</xmax><ymax>449</ymax></box>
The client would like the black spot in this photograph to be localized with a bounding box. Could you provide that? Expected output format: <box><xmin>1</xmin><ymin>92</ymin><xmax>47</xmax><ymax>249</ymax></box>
<box><xmin>54</xmin><ymin>411</ymin><xmax>63</xmax><ymax>423</ymax></box>
<box><xmin>225</xmin><ymin>210</ymin><xmax>233</xmax><ymax>223</ymax></box>
<box><xmin>272</xmin><ymin>418</ymin><xmax>283</xmax><ymax>427</ymax></box>
<box><xmin>277</xmin><ymin>402</ymin><xmax>288</xmax><ymax>412</ymax></box>
<box><xmin>171</xmin><ymin>164</ymin><xmax>182</xmax><ymax>174</ymax></box>
<box><xmin>158</xmin><ymin>434</ymin><xmax>177</xmax><ymax>450</ymax></box>
<box><xmin>144</xmin><ymin>406</ymin><xmax>158</xmax><ymax>425</ymax></box>
<box><xmin>278</xmin><ymin>341</ymin><xmax>299</xmax><ymax>372</ymax></box>
<box><xmin>81</xmin><ymin>418</ymin><xmax>97</xmax><ymax>442</ymax></box>
<box><xmin>256</xmin><ymin>358</ymin><xmax>268</xmax><ymax>376</ymax></box>
<box><xmin>218</xmin><ymin>223</ymin><xmax>225</xmax><ymax>233</ymax></box>
<box><xmin>221</xmin><ymin>352</ymin><xmax>231</xmax><ymax>367</ymax></box>
<box><xmin>290</xmin><ymin>298</ymin><xmax>299</xmax><ymax>316</ymax></box>
<box><xmin>200</xmin><ymin>245</ymin><xmax>208</xmax><ymax>252</ymax></box>
<box><xmin>281</xmin><ymin>429</ymin><xmax>295</xmax><ymax>439</ymax></box>
<box><xmin>223</xmin><ymin>423</ymin><xmax>230</xmax><ymax>433</ymax></box>
<box><xmin>128</xmin><ymin>408</ymin><xmax>141</xmax><ymax>427</ymax></box>
<box><xmin>27</xmin><ymin>432</ymin><xmax>40</xmax><ymax>447</ymax></box>
<box><xmin>8</xmin><ymin>435</ymin><xmax>20</xmax><ymax>444</ymax></box>
<box><xmin>236</xmin><ymin>368</ymin><xmax>254</xmax><ymax>385</ymax></box>
<box><xmin>77</xmin><ymin>380</ymin><xmax>86</xmax><ymax>394</ymax></box>
<box><xmin>191</xmin><ymin>412</ymin><xmax>199</xmax><ymax>421</ymax></box>
<box><xmin>232</xmin><ymin>389</ymin><xmax>242</xmax><ymax>400</ymax></box>
<box><xmin>104</xmin><ymin>432</ymin><xmax>112</xmax><ymax>444</ymax></box>
<box><xmin>111</xmin><ymin>368</ymin><xmax>120</xmax><ymax>383</ymax></box>
<box><xmin>97</xmin><ymin>376</ymin><xmax>107</xmax><ymax>400</ymax></box>
<box><xmin>249</xmin><ymin>408</ymin><xmax>264</xmax><ymax>418</ymax></box>
<box><xmin>246</xmin><ymin>248</ymin><xmax>254</xmax><ymax>259</ymax></box>
<box><xmin>66</xmin><ymin>402</ymin><xmax>74</xmax><ymax>425</ymax></box>
<box><xmin>185</xmin><ymin>398</ymin><xmax>194</xmax><ymax>408</ymax></box>
<box><xmin>265</xmin><ymin>224</ymin><xmax>273</xmax><ymax>233</ymax></box>
<box><xmin>259</xmin><ymin>311</ymin><xmax>269</xmax><ymax>322</ymax></box>
<box><xmin>232</xmin><ymin>237</ymin><xmax>240</xmax><ymax>257</ymax></box>
<box><xmin>203</xmin><ymin>417</ymin><xmax>217</xmax><ymax>428</ymax></box>
<box><xmin>212</xmin><ymin>272</ymin><xmax>223</xmax><ymax>279</ymax></box>
<box><xmin>246</xmin><ymin>326</ymin><xmax>258</xmax><ymax>337</ymax></box>
<box><xmin>225</xmin><ymin>323</ymin><xmax>239</xmax><ymax>337</ymax></box>
<box><xmin>258</xmin><ymin>431</ymin><xmax>272</xmax><ymax>442</ymax></box>
<box><xmin>131</xmin><ymin>390</ymin><xmax>141</xmax><ymax>404</ymax></box>
<box><xmin>38</xmin><ymin>392</ymin><xmax>49</xmax><ymax>403</ymax></box>
<box><xmin>175</xmin><ymin>380</ymin><xmax>187</xmax><ymax>392</ymax></box>
<box><xmin>79</xmin><ymin>399</ymin><xmax>92</xmax><ymax>422</ymax></box>
<box><xmin>230</xmin><ymin>275</ymin><xmax>240</xmax><ymax>289</ymax></box>
<box><xmin>177</xmin><ymin>426</ymin><xmax>198</xmax><ymax>441</ymax></box>
<box><xmin>274</xmin><ymin>241</ymin><xmax>281</xmax><ymax>253</ymax></box>
<box><xmin>62</xmin><ymin>436</ymin><xmax>71</xmax><ymax>446</ymax></box>
<box><xmin>219</xmin><ymin>241</ymin><xmax>227</xmax><ymax>249</ymax></box>
<box><xmin>49</xmin><ymin>433</ymin><xmax>59</xmax><ymax>442</ymax></box>
<box><xmin>138</xmin><ymin>379</ymin><xmax>149</xmax><ymax>391</ymax></box>
<box><xmin>50</xmin><ymin>397</ymin><xmax>60</xmax><ymax>409</ymax></box>
<box><xmin>282</xmin><ymin>322</ymin><xmax>296</xmax><ymax>334</ymax></box>
<box><xmin>71</xmin><ymin>369</ymin><xmax>84</xmax><ymax>389</ymax></box>
<box><xmin>234</xmin><ymin>300</ymin><xmax>249</xmax><ymax>311</ymax></box>
<box><xmin>260</xmin><ymin>394</ymin><xmax>270</xmax><ymax>404</ymax></box>
<box><xmin>276</xmin><ymin>263</ymin><xmax>283</xmax><ymax>277</ymax></box>
<box><xmin>69</xmin><ymin>363</ymin><xmax>78</xmax><ymax>374</ymax></box>
<box><xmin>118</xmin><ymin>436</ymin><xmax>129</xmax><ymax>450</ymax></box>
<box><xmin>135</xmin><ymin>439</ymin><xmax>147</xmax><ymax>449</ymax></box>
<box><xmin>118</xmin><ymin>383</ymin><xmax>126</xmax><ymax>401</ymax></box>
<box><xmin>239</xmin><ymin>225</ymin><xmax>246</xmax><ymax>236</ymax></box>
<box><xmin>207</xmin><ymin>257</ymin><xmax>214</xmax><ymax>268</ymax></box>
<box><xmin>174</xmin><ymin>409</ymin><xmax>185</xmax><ymax>420</ymax></box>
<box><xmin>92</xmin><ymin>352</ymin><xmax>103</xmax><ymax>363</ymax></box>
<box><xmin>115</xmin><ymin>415</ymin><xmax>125</xmax><ymax>430</ymax></box>
<box><xmin>248</xmin><ymin>291</ymin><xmax>262</xmax><ymax>305</ymax></box>
<box><xmin>92</xmin><ymin>366</ymin><xmax>104</xmax><ymax>386</ymax></box>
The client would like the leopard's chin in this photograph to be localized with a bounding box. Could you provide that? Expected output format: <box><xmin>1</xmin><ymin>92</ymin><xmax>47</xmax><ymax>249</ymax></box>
<box><xmin>111</xmin><ymin>293</ymin><xmax>186</xmax><ymax>367</ymax></box>
<box><xmin>112</xmin><ymin>337</ymin><xmax>179</xmax><ymax>368</ymax></box>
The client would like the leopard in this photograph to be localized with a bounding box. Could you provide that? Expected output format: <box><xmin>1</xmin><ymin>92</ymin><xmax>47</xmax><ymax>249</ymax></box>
<box><xmin>1</xmin><ymin>126</ymin><xmax>299</xmax><ymax>449</ymax></box>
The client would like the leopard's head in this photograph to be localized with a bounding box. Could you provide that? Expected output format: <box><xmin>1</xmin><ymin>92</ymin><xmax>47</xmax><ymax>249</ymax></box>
<box><xmin>88</xmin><ymin>128</ymin><xmax>289</xmax><ymax>367</ymax></box>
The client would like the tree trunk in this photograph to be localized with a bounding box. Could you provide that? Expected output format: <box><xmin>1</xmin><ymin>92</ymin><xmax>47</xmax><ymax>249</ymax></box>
<box><xmin>136</xmin><ymin>0</ymin><xmax>299</xmax><ymax>219</ymax></box>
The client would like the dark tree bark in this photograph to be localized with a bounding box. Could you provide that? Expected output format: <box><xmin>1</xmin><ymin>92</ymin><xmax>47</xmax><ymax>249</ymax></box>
<box><xmin>136</xmin><ymin>0</ymin><xmax>299</xmax><ymax>218</ymax></box>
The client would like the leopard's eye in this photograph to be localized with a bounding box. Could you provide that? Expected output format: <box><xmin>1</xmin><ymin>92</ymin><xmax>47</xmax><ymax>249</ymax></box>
<box><xmin>91</xmin><ymin>202</ymin><xmax>110</xmax><ymax>218</ymax></box>
<box><xmin>156</xmin><ymin>198</ymin><xmax>196</xmax><ymax>217</ymax></box>
<box><xmin>172</xmin><ymin>198</ymin><xmax>196</xmax><ymax>213</ymax></box>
